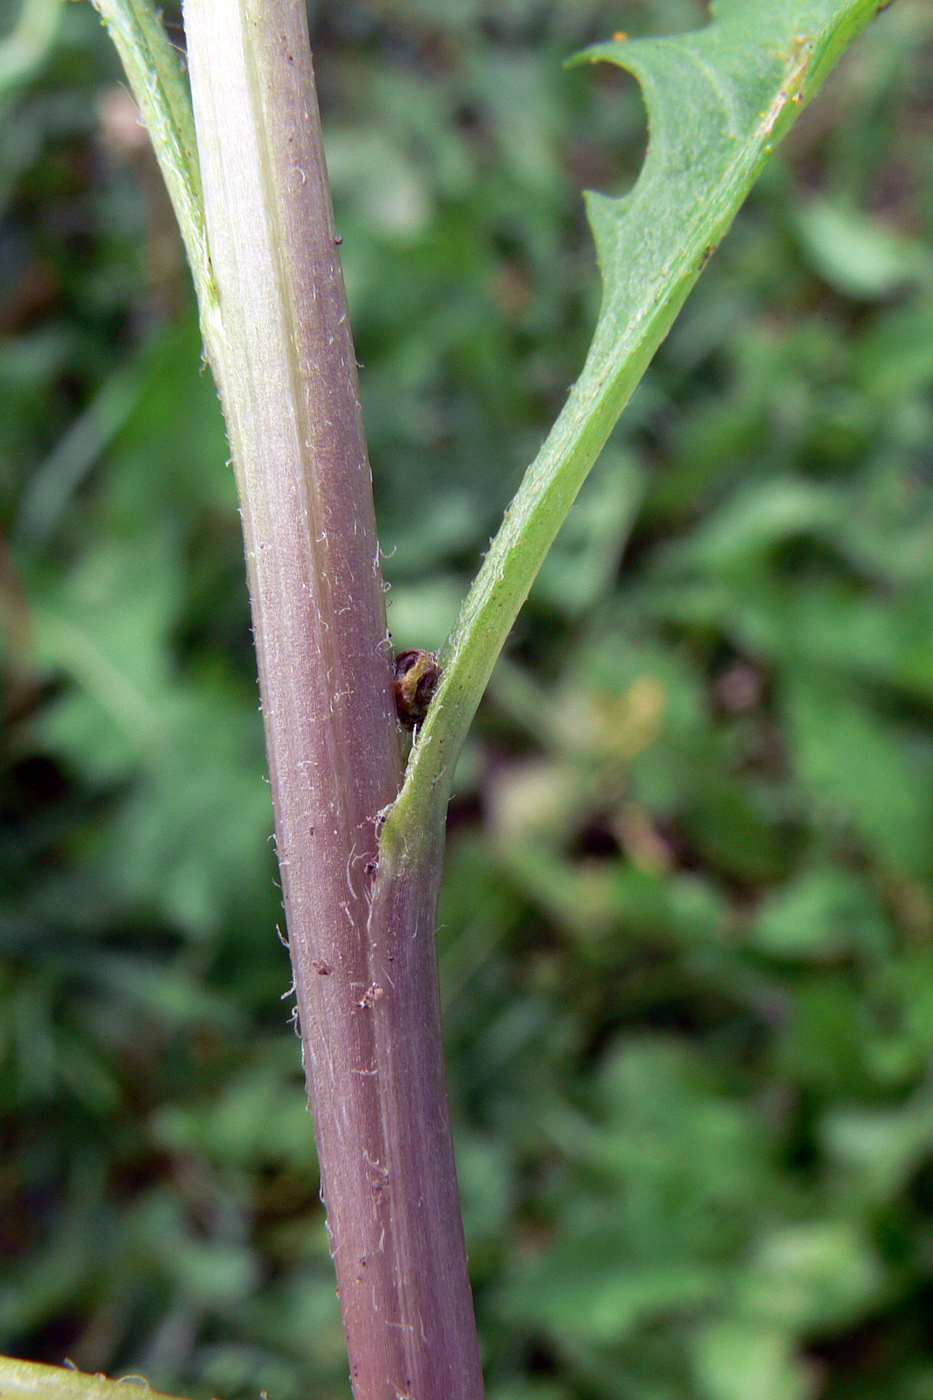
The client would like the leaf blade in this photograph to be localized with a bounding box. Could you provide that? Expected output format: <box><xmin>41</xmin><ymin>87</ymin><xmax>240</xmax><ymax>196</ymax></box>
<box><xmin>384</xmin><ymin>0</ymin><xmax>888</xmax><ymax>857</ymax></box>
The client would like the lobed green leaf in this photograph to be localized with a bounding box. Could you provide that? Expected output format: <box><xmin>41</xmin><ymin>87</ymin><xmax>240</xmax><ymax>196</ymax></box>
<box><xmin>384</xmin><ymin>0</ymin><xmax>888</xmax><ymax>860</ymax></box>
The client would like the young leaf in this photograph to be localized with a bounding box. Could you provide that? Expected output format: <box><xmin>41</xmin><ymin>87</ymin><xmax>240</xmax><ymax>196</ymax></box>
<box><xmin>384</xmin><ymin>0</ymin><xmax>888</xmax><ymax>856</ymax></box>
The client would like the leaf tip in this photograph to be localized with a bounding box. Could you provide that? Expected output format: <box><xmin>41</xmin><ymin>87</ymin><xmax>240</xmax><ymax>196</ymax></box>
<box><xmin>565</xmin><ymin>34</ymin><xmax>631</xmax><ymax>70</ymax></box>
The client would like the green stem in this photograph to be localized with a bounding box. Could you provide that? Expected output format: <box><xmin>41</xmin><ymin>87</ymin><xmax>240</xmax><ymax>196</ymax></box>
<box><xmin>89</xmin><ymin>0</ymin><xmax>215</xmax><ymax>337</ymax></box>
<box><xmin>0</xmin><ymin>1358</ymin><xmax>189</xmax><ymax>1400</ymax></box>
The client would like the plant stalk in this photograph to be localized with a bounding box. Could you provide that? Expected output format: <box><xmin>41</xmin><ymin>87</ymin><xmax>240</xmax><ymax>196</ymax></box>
<box><xmin>181</xmin><ymin>3</ymin><xmax>483</xmax><ymax>1398</ymax></box>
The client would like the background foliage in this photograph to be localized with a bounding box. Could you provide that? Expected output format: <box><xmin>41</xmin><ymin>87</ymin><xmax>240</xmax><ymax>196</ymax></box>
<box><xmin>1</xmin><ymin>2</ymin><xmax>933</xmax><ymax>1398</ymax></box>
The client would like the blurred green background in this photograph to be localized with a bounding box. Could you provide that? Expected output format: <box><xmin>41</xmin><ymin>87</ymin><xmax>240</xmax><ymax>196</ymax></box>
<box><xmin>2</xmin><ymin>2</ymin><xmax>933</xmax><ymax>1398</ymax></box>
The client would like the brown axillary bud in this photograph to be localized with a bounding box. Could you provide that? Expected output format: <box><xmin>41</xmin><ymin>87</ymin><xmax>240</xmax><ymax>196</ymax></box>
<box><xmin>393</xmin><ymin>649</ymin><xmax>443</xmax><ymax>731</ymax></box>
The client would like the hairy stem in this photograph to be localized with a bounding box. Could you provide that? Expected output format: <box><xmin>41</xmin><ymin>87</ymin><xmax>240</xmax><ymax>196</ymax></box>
<box><xmin>181</xmin><ymin>3</ymin><xmax>483</xmax><ymax>1398</ymax></box>
<box><xmin>0</xmin><ymin>1359</ymin><xmax>185</xmax><ymax>1400</ymax></box>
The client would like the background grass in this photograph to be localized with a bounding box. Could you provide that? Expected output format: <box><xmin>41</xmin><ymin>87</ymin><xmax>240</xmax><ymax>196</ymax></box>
<box><xmin>2</xmin><ymin>2</ymin><xmax>933</xmax><ymax>1398</ymax></box>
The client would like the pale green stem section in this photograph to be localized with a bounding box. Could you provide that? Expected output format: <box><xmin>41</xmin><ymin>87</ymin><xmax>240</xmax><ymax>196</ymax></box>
<box><xmin>0</xmin><ymin>1358</ymin><xmax>190</xmax><ymax>1400</ymax></box>
<box><xmin>381</xmin><ymin>0</ymin><xmax>887</xmax><ymax>862</ymax></box>
<box><xmin>89</xmin><ymin>0</ymin><xmax>215</xmax><ymax>337</ymax></box>
<box><xmin>381</xmin><ymin>327</ymin><xmax>647</xmax><ymax>868</ymax></box>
